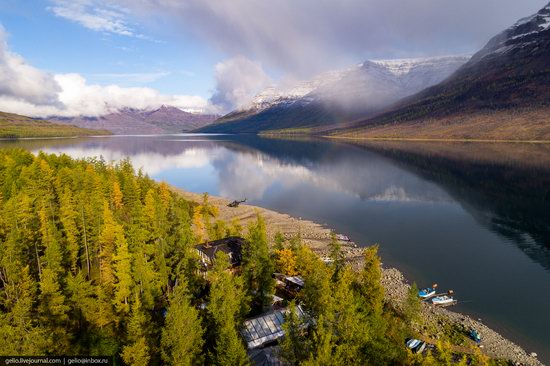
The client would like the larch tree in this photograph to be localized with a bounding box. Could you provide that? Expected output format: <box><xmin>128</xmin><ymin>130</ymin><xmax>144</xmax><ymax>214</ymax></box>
<box><xmin>208</xmin><ymin>252</ymin><xmax>249</xmax><ymax>366</ymax></box>
<box><xmin>243</xmin><ymin>213</ymin><xmax>274</xmax><ymax>312</ymax></box>
<box><xmin>112</xmin><ymin>225</ymin><xmax>133</xmax><ymax>314</ymax></box>
<box><xmin>161</xmin><ymin>280</ymin><xmax>204</xmax><ymax>366</ymax></box>
<box><xmin>59</xmin><ymin>187</ymin><xmax>80</xmax><ymax>274</ymax></box>
<box><xmin>121</xmin><ymin>294</ymin><xmax>151</xmax><ymax>366</ymax></box>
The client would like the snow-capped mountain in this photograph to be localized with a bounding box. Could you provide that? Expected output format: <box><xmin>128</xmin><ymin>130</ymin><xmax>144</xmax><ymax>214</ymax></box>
<box><xmin>328</xmin><ymin>2</ymin><xmax>550</xmax><ymax>141</ymax></box>
<box><xmin>244</xmin><ymin>68</ymin><xmax>352</xmax><ymax>111</ymax></box>
<box><xmin>473</xmin><ymin>2</ymin><xmax>550</xmax><ymax>62</ymax></box>
<box><xmin>201</xmin><ymin>56</ymin><xmax>469</xmax><ymax>133</ymax></box>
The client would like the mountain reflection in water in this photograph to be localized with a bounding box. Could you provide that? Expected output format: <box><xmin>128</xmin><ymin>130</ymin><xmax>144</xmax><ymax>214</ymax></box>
<box><xmin>1</xmin><ymin>134</ymin><xmax>549</xmax><ymax>362</ymax></box>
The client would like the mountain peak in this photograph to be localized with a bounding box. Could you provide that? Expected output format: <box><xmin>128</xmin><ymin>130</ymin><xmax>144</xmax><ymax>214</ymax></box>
<box><xmin>514</xmin><ymin>2</ymin><xmax>550</xmax><ymax>31</ymax></box>
<box><xmin>473</xmin><ymin>2</ymin><xmax>550</xmax><ymax>61</ymax></box>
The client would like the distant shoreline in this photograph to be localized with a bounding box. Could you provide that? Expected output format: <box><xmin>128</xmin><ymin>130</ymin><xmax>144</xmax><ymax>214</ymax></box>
<box><xmin>324</xmin><ymin>135</ymin><xmax>550</xmax><ymax>144</ymax></box>
<box><xmin>176</xmin><ymin>188</ymin><xmax>543</xmax><ymax>366</ymax></box>
<box><xmin>258</xmin><ymin>131</ymin><xmax>550</xmax><ymax>144</ymax></box>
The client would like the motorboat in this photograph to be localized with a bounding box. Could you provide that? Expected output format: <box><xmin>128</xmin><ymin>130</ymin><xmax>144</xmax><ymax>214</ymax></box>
<box><xmin>336</xmin><ymin>234</ymin><xmax>350</xmax><ymax>241</ymax></box>
<box><xmin>405</xmin><ymin>338</ymin><xmax>426</xmax><ymax>354</ymax></box>
<box><xmin>418</xmin><ymin>284</ymin><xmax>438</xmax><ymax>298</ymax></box>
<box><xmin>431</xmin><ymin>295</ymin><xmax>456</xmax><ymax>306</ymax></box>
<box><xmin>470</xmin><ymin>329</ymin><xmax>481</xmax><ymax>344</ymax></box>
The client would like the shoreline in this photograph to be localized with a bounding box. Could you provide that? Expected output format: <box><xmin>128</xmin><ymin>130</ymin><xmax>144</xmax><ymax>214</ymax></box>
<box><xmin>323</xmin><ymin>135</ymin><xmax>550</xmax><ymax>144</ymax></box>
<box><xmin>258</xmin><ymin>132</ymin><xmax>550</xmax><ymax>144</ymax></box>
<box><xmin>176</xmin><ymin>189</ymin><xmax>544</xmax><ymax>366</ymax></box>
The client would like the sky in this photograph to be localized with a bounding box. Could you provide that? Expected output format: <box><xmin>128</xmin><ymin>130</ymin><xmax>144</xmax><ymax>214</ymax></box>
<box><xmin>0</xmin><ymin>0</ymin><xmax>547</xmax><ymax>117</ymax></box>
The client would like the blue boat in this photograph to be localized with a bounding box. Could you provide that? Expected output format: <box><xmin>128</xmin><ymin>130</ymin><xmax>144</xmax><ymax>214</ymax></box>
<box><xmin>418</xmin><ymin>283</ymin><xmax>438</xmax><ymax>298</ymax></box>
<box><xmin>470</xmin><ymin>329</ymin><xmax>481</xmax><ymax>344</ymax></box>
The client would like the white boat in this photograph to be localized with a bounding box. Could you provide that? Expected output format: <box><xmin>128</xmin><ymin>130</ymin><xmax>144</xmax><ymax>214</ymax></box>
<box><xmin>415</xmin><ymin>341</ymin><xmax>426</xmax><ymax>354</ymax></box>
<box><xmin>405</xmin><ymin>339</ymin><xmax>426</xmax><ymax>354</ymax></box>
<box><xmin>431</xmin><ymin>295</ymin><xmax>455</xmax><ymax>306</ymax></box>
<box><xmin>406</xmin><ymin>339</ymin><xmax>421</xmax><ymax>349</ymax></box>
<box><xmin>336</xmin><ymin>234</ymin><xmax>350</xmax><ymax>241</ymax></box>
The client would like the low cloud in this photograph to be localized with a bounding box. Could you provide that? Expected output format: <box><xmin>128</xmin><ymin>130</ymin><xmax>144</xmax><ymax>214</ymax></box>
<box><xmin>0</xmin><ymin>26</ymin><xmax>61</xmax><ymax>106</ymax></box>
<box><xmin>209</xmin><ymin>56</ymin><xmax>271</xmax><ymax>111</ymax></box>
<box><xmin>0</xmin><ymin>26</ymin><xmax>214</xmax><ymax>117</ymax></box>
<box><xmin>0</xmin><ymin>73</ymin><xmax>214</xmax><ymax>117</ymax></box>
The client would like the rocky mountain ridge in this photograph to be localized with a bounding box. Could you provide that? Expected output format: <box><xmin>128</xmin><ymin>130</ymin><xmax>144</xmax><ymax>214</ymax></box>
<box><xmin>52</xmin><ymin>105</ymin><xmax>219</xmax><ymax>135</ymax></box>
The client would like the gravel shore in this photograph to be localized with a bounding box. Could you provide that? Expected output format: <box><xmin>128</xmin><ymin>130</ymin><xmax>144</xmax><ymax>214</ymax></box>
<box><xmin>177</xmin><ymin>190</ymin><xmax>544</xmax><ymax>366</ymax></box>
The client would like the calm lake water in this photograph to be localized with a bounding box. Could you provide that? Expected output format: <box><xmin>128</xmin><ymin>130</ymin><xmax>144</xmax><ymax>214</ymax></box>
<box><xmin>2</xmin><ymin>134</ymin><xmax>549</xmax><ymax>362</ymax></box>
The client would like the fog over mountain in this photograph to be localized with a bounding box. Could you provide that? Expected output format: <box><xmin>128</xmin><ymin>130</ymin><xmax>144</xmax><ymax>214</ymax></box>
<box><xmin>199</xmin><ymin>55</ymin><xmax>469</xmax><ymax>133</ymax></box>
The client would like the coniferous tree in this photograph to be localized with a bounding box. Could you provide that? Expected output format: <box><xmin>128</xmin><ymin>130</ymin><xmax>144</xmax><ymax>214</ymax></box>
<box><xmin>112</xmin><ymin>225</ymin><xmax>133</xmax><ymax>314</ymax></box>
<box><xmin>403</xmin><ymin>282</ymin><xmax>421</xmax><ymax>329</ymax></box>
<box><xmin>242</xmin><ymin>214</ymin><xmax>274</xmax><ymax>312</ymax></box>
<box><xmin>59</xmin><ymin>188</ymin><xmax>80</xmax><ymax>274</ymax></box>
<box><xmin>328</xmin><ymin>233</ymin><xmax>345</xmax><ymax>280</ymax></box>
<box><xmin>161</xmin><ymin>280</ymin><xmax>204</xmax><ymax>366</ymax></box>
<box><xmin>208</xmin><ymin>252</ymin><xmax>249</xmax><ymax>366</ymax></box>
<box><xmin>121</xmin><ymin>294</ymin><xmax>151</xmax><ymax>366</ymax></box>
<box><xmin>280</xmin><ymin>301</ymin><xmax>308</xmax><ymax>365</ymax></box>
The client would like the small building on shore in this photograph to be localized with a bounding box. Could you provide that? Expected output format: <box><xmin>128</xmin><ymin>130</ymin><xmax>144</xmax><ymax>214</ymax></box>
<box><xmin>241</xmin><ymin>305</ymin><xmax>306</xmax><ymax>349</ymax></box>
<box><xmin>195</xmin><ymin>236</ymin><xmax>246</xmax><ymax>272</ymax></box>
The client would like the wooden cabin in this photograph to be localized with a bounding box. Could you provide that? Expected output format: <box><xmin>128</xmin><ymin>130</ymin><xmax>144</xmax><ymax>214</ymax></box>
<box><xmin>195</xmin><ymin>236</ymin><xmax>246</xmax><ymax>272</ymax></box>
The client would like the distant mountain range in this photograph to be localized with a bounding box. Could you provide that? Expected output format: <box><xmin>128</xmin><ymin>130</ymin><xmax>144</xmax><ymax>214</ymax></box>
<box><xmin>52</xmin><ymin>105</ymin><xmax>219</xmax><ymax>135</ymax></box>
<box><xmin>198</xmin><ymin>56</ymin><xmax>469</xmax><ymax>133</ymax></box>
<box><xmin>328</xmin><ymin>2</ymin><xmax>550</xmax><ymax>140</ymax></box>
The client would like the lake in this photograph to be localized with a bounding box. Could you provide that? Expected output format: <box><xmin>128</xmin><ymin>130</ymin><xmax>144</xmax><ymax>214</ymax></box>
<box><xmin>2</xmin><ymin>134</ymin><xmax>549</xmax><ymax>362</ymax></box>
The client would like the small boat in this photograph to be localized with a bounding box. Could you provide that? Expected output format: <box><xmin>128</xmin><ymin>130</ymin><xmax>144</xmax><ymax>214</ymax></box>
<box><xmin>470</xmin><ymin>329</ymin><xmax>481</xmax><ymax>344</ymax></box>
<box><xmin>415</xmin><ymin>341</ymin><xmax>426</xmax><ymax>354</ymax></box>
<box><xmin>405</xmin><ymin>339</ymin><xmax>426</xmax><ymax>354</ymax></box>
<box><xmin>418</xmin><ymin>284</ymin><xmax>438</xmax><ymax>298</ymax></box>
<box><xmin>406</xmin><ymin>339</ymin><xmax>421</xmax><ymax>349</ymax></box>
<box><xmin>336</xmin><ymin>234</ymin><xmax>350</xmax><ymax>241</ymax></box>
<box><xmin>431</xmin><ymin>295</ymin><xmax>455</xmax><ymax>306</ymax></box>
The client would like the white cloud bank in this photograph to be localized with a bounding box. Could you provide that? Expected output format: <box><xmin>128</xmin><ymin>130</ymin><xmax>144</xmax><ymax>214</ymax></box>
<box><xmin>0</xmin><ymin>26</ymin><xmax>215</xmax><ymax>117</ymax></box>
<box><xmin>210</xmin><ymin>56</ymin><xmax>271</xmax><ymax>111</ymax></box>
<box><xmin>0</xmin><ymin>26</ymin><xmax>61</xmax><ymax>106</ymax></box>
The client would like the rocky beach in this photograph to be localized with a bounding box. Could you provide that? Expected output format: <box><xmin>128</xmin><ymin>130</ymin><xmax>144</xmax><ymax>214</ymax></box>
<box><xmin>177</xmin><ymin>189</ymin><xmax>544</xmax><ymax>366</ymax></box>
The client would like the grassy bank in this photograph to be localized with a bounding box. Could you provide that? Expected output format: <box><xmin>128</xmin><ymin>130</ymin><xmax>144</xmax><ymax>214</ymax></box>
<box><xmin>0</xmin><ymin>111</ymin><xmax>109</xmax><ymax>138</ymax></box>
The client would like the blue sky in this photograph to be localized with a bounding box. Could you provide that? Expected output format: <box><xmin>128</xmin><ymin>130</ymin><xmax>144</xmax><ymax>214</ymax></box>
<box><xmin>0</xmin><ymin>0</ymin><xmax>219</xmax><ymax>98</ymax></box>
<box><xmin>0</xmin><ymin>0</ymin><xmax>547</xmax><ymax>117</ymax></box>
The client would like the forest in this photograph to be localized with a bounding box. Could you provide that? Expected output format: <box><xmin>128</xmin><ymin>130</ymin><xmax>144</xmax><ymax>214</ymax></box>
<box><xmin>0</xmin><ymin>149</ymin><xmax>497</xmax><ymax>365</ymax></box>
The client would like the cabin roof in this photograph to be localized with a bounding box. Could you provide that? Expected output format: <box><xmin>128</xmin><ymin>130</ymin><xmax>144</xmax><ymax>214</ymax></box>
<box><xmin>285</xmin><ymin>276</ymin><xmax>305</xmax><ymax>287</ymax></box>
<box><xmin>248</xmin><ymin>346</ymin><xmax>285</xmax><ymax>366</ymax></box>
<box><xmin>195</xmin><ymin>236</ymin><xmax>245</xmax><ymax>266</ymax></box>
<box><xmin>241</xmin><ymin>305</ymin><xmax>306</xmax><ymax>349</ymax></box>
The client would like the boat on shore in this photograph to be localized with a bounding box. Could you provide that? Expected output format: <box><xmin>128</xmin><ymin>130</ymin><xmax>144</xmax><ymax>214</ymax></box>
<box><xmin>336</xmin><ymin>234</ymin><xmax>351</xmax><ymax>241</ymax></box>
<box><xmin>418</xmin><ymin>284</ymin><xmax>438</xmax><ymax>298</ymax></box>
<box><xmin>406</xmin><ymin>338</ymin><xmax>427</xmax><ymax>354</ymax></box>
<box><xmin>470</xmin><ymin>329</ymin><xmax>481</xmax><ymax>344</ymax></box>
<box><xmin>431</xmin><ymin>294</ymin><xmax>456</xmax><ymax>306</ymax></box>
